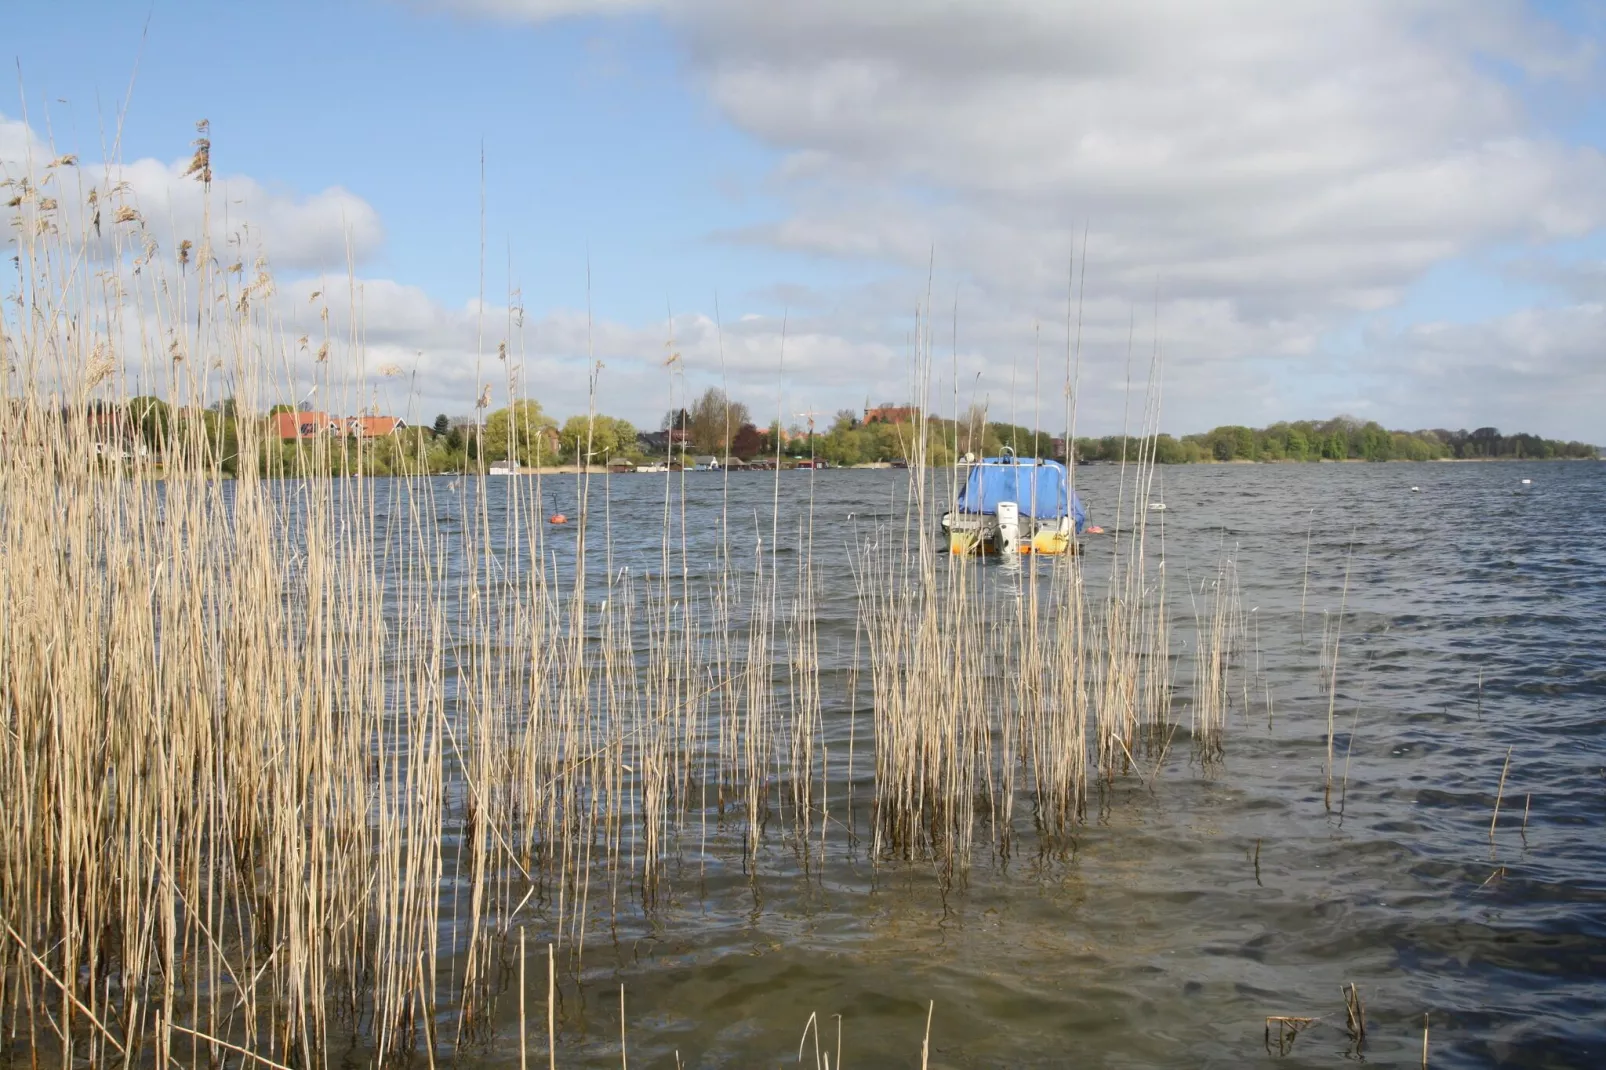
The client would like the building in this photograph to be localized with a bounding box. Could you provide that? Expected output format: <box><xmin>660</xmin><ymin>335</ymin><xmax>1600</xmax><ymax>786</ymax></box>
<box><xmin>344</xmin><ymin>415</ymin><xmax>407</xmax><ymax>438</ymax></box>
<box><xmin>272</xmin><ymin>410</ymin><xmax>407</xmax><ymax>440</ymax></box>
<box><xmin>522</xmin><ymin>426</ymin><xmax>562</xmax><ymax>461</ymax></box>
<box><xmin>864</xmin><ymin>405</ymin><xmax>920</xmax><ymax>426</ymax></box>
<box><xmin>272</xmin><ymin>410</ymin><xmax>339</xmax><ymax>439</ymax></box>
<box><xmin>636</xmin><ymin>428</ymin><xmax>690</xmax><ymax>454</ymax></box>
<box><xmin>83</xmin><ymin>406</ymin><xmax>149</xmax><ymax>460</ymax></box>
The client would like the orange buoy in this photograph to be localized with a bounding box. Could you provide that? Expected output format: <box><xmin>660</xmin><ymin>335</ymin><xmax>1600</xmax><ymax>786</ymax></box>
<box><xmin>549</xmin><ymin>512</ymin><xmax>568</xmax><ymax>525</ymax></box>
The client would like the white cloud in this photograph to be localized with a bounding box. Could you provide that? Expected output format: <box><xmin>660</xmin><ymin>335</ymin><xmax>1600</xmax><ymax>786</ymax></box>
<box><xmin>2</xmin><ymin>112</ymin><xmax>383</xmax><ymax>272</ymax></box>
<box><xmin>1366</xmin><ymin>301</ymin><xmax>1606</xmax><ymax>436</ymax></box>
<box><xmin>423</xmin><ymin>0</ymin><xmax>1606</xmax><ymax>439</ymax></box>
<box><xmin>681</xmin><ymin>0</ymin><xmax>1606</xmax><ymax>305</ymax></box>
<box><xmin>16</xmin><ymin>3</ymin><xmax>1602</xmax><ymax>440</ymax></box>
<box><xmin>268</xmin><ymin>274</ymin><xmax>907</xmax><ymax>428</ymax></box>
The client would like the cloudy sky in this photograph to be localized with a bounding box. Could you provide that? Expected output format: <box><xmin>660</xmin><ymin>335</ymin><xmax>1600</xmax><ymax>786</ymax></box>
<box><xmin>5</xmin><ymin>0</ymin><xmax>1605</xmax><ymax>440</ymax></box>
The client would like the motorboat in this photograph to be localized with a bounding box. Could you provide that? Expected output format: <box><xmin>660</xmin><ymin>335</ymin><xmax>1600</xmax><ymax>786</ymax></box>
<box><xmin>940</xmin><ymin>449</ymin><xmax>1087</xmax><ymax>556</ymax></box>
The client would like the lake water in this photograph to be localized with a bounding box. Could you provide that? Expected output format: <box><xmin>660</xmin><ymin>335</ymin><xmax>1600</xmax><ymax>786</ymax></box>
<box><xmin>277</xmin><ymin>460</ymin><xmax>1603</xmax><ymax>1069</ymax></box>
<box><xmin>453</xmin><ymin>460</ymin><xmax>1604</xmax><ymax>1069</ymax></box>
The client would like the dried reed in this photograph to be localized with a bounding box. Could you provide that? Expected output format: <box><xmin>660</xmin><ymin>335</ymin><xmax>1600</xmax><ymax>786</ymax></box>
<box><xmin>1342</xmin><ymin>982</ymin><xmax>1366</xmax><ymax>1044</ymax></box>
<box><xmin>0</xmin><ymin>126</ymin><xmax>1244</xmax><ymax>1065</ymax></box>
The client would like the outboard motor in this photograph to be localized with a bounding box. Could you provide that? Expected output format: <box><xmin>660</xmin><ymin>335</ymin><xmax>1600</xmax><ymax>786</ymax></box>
<box><xmin>996</xmin><ymin>501</ymin><xmax>1020</xmax><ymax>555</ymax></box>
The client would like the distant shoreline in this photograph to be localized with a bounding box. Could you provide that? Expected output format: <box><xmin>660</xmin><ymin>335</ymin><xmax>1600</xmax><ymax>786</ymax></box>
<box><xmin>117</xmin><ymin>453</ymin><xmax>1599</xmax><ymax>482</ymax></box>
<box><xmin>359</xmin><ymin>454</ymin><xmax>1606</xmax><ymax>477</ymax></box>
<box><xmin>1076</xmin><ymin>455</ymin><xmax>1599</xmax><ymax>467</ymax></box>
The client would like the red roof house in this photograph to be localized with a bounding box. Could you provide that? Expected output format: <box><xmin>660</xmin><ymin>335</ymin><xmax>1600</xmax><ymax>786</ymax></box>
<box><xmin>864</xmin><ymin>405</ymin><xmax>921</xmax><ymax>426</ymax></box>
<box><xmin>272</xmin><ymin>410</ymin><xmax>340</xmax><ymax>439</ymax></box>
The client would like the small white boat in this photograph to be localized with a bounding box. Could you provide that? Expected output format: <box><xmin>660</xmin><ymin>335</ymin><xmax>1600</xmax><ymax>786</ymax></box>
<box><xmin>1148</xmin><ymin>502</ymin><xmax>1167</xmax><ymax>512</ymax></box>
<box><xmin>1520</xmin><ymin>478</ymin><xmax>1532</xmax><ymax>485</ymax></box>
<box><xmin>636</xmin><ymin>462</ymin><xmax>670</xmax><ymax>474</ymax></box>
<box><xmin>1410</xmin><ymin>486</ymin><xmax>1419</xmax><ymax>492</ymax></box>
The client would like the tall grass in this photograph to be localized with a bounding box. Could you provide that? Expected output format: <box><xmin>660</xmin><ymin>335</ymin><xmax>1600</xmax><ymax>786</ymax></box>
<box><xmin>0</xmin><ymin>135</ymin><xmax>1243</xmax><ymax>1065</ymax></box>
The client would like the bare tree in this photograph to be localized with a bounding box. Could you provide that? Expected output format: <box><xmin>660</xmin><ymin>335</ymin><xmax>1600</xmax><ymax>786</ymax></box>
<box><xmin>958</xmin><ymin>402</ymin><xmax>990</xmax><ymax>456</ymax></box>
<box><xmin>688</xmin><ymin>387</ymin><xmax>750</xmax><ymax>456</ymax></box>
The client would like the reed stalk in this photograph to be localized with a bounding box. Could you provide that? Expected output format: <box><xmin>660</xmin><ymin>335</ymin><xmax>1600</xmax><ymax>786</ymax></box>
<box><xmin>1491</xmin><ymin>746</ymin><xmax>1512</xmax><ymax>840</ymax></box>
<box><xmin>0</xmin><ymin>125</ymin><xmax>1246</xmax><ymax>1065</ymax></box>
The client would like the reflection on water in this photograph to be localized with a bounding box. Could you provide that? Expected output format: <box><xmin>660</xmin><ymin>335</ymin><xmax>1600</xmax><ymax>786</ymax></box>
<box><xmin>435</xmin><ymin>461</ymin><xmax>1604</xmax><ymax>1069</ymax></box>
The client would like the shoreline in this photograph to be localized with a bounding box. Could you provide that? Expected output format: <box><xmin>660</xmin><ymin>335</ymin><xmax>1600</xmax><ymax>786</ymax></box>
<box><xmin>115</xmin><ymin>454</ymin><xmax>1600</xmax><ymax>480</ymax></box>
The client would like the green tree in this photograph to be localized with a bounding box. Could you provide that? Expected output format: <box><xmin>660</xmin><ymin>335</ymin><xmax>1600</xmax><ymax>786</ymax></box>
<box><xmin>820</xmin><ymin>426</ymin><xmax>868</xmax><ymax>466</ymax></box>
<box><xmin>126</xmin><ymin>396</ymin><xmax>171</xmax><ymax>450</ymax></box>
<box><xmin>759</xmin><ymin>420</ymin><xmax>784</xmax><ymax>458</ymax></box>
<box><xmin>1358</xmin><ymin>421</ymin><xmax>1392</xmax><ymax>461</ymax></box>
<box><xmin>1210</xmin><ymin>429</ymin><xmax>1235</xmax><ymax>461</ymax></box>
<box><xmin>1285</xmin><ymin>426</ymin><xmax>1310</xmax><ymax>461</ymax></box>
<box><xmin>559</xmin><ymin>414</ymin><xmax>636</xmax><ymax>465</ymax></box>
<box><xmin>869</xmin><ymin>420</ymin><xmax>912</xmax><ymax>462</ymax></box>
<box><xmin>1152</xmin><ymin>434</ymin><xmax>1185</xmax><ymax>464</ymax></box>
<box><xmin>433</xmin><ymin>413</ymin><xmax>450</xmax><ymax>436</ymax></box>
<box><xmin>482</xmin><ymin>400</ymin><xmax>556</xmax><ymax>464</ymax></box>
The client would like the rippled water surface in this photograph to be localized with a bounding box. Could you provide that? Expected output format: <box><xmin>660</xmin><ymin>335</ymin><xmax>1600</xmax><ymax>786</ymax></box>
<box><xmin>451</xmin><ymin>461</ymin><xmax>1604</xmax><ymax>1069</ymax></box>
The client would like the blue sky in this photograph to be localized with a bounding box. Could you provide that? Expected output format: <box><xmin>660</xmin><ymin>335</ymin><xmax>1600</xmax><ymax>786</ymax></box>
<box><xmin>5</xmin><ymin>0</ymin><xmax>1605</xmax><ymax>440</ymax></box>
<box><xmin>6</xmin><ymin>2</ymin><xmax>802</xmax><ymax>313</ymax></box>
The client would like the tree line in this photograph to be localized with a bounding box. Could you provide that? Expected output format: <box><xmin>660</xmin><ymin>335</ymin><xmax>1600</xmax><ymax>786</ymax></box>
<box><xmin>1075</xmin><ymin>418</ymin><xmax>1598</xmax><ymax>464</ymax></box>
<box><xmin>73</xmin><ymin>395</ymin><xmax>1598</xmax><ymax>478</ymax></box>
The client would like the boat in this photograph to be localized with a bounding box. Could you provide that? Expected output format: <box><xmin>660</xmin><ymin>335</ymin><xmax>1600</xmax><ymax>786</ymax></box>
<box><xmin>636</xmin><ymin>461</ymin><xmax>670</xmax><ymax>474</ymax></box>
<box><xmin>940</xmin><ymin>449</ymin><xmax>1087</xmax><ymax>556</ymax></box>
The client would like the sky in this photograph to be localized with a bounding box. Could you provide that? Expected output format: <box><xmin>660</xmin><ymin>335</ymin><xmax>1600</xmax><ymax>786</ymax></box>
<box><xmin>4</xmin><ymin>0</ymin><xmax>1605</xmax><ymax>441</ymax></box>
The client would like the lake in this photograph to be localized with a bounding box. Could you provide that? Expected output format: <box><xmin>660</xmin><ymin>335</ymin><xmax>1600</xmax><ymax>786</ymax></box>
<box><xmin>419</xmin><ymin>459</ymin><xmax>1604</xmax><ymax>1069</ymax></box>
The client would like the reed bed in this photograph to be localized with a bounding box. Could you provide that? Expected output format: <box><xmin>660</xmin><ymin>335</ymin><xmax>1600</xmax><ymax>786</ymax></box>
<box><xmin>0</xmin><ymin>138</ymin><xmax>1245</xmax><ymax>1065</ymax></box>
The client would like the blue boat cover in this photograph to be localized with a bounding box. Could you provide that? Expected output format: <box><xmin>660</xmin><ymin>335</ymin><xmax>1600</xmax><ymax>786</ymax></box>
<box><xmin>956</xmin><ymin>459</ymin><xmax>1086</xmax><ymax>530</ymax></box>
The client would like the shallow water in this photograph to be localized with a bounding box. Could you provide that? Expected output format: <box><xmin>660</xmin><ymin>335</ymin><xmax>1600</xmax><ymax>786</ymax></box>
<box><xmin>423</xmin><ymin>462</ymin><xmax>1605</xmax><ymax>1067</ymax></box>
